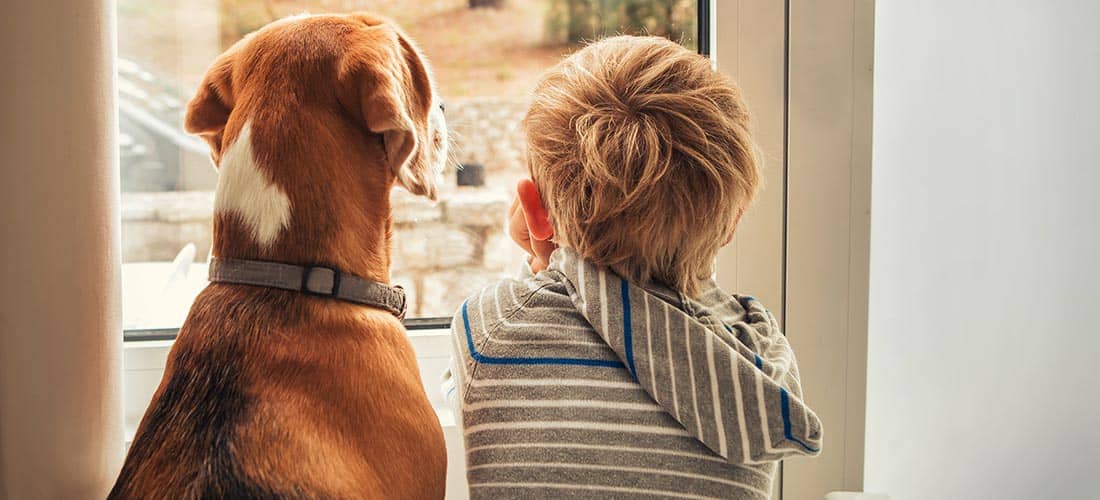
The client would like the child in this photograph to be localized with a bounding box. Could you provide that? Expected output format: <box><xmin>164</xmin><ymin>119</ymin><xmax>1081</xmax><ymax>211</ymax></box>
<box><xmin>448</xmin><ymin>36</ymin><xmax>822</xmax><ymax>499</ymax></box>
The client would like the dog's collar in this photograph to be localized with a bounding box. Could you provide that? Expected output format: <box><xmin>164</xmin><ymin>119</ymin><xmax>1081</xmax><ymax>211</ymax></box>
<box><xmin>208</xmin><ymin>258</ymin><xmax>407</xmax><ymax>319</ymax></box>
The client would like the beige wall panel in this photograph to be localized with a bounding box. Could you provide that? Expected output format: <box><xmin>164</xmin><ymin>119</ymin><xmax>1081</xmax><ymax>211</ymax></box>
<box><xmin>784</xmin><ymin>0</ymin><xmax>873</xmax><ymax>498</ymax></box>
<box><xmin>0</xmin><ymin>0</ymin><xmax>125</xmax><ymax>497</ymax></box>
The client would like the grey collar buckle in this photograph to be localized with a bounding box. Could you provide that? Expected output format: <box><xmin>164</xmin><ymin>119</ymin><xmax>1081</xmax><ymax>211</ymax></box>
<box><xmin>300</xmin><ymin>265</ymin><xmax>342</xmax><ymax>298</ymax></box>
<box><xmin>208</xmin><ymin>257</ymin><xmax>407</xmax><ymax>319</ymax></box>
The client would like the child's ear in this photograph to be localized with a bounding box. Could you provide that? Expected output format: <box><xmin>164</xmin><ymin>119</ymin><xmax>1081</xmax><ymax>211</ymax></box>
<box><xmin>517</xmin><ymin>178</ymin><xmax>553</xmax><ymax>240</ymax></box>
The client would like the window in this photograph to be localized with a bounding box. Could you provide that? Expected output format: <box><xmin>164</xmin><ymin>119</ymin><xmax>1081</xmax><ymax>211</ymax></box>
<box><xmin>119</xmin><ymin>0</ymin><xmax>702</xmax><ymax>333</ymax></box>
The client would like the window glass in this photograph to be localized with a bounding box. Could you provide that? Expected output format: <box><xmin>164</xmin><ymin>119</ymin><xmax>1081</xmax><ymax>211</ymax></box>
<box><xmin>119</xmin><ymin>0</ymin><xmax>698</xmax><ymax>329</ymax></box>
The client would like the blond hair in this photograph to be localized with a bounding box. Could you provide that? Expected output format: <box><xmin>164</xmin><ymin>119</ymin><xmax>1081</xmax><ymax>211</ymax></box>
<box><xmin>524</xmin><ymin>36</ymin><xmax>760</xmax><ymax>296</ymax></box>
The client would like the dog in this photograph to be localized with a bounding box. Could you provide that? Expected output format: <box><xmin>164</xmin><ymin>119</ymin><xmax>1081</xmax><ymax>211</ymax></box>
<box><xmin>110</xmin><ymin>13</ymin><xmax>448</xmax><ymax>499</ymax></box>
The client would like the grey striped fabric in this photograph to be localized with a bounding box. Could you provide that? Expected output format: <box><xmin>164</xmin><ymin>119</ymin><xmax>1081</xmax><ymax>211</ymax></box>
<box><xmin>448</xmin><ymin>248</ymin><xmax>822</xmax><ymax>499</ymax></box>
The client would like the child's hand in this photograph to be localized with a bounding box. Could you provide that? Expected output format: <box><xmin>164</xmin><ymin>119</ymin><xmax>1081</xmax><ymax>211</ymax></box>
<box><xmin>508</xmin><ymin>196</ymin><xmax>556</xmax><ymax>272</ymax></box>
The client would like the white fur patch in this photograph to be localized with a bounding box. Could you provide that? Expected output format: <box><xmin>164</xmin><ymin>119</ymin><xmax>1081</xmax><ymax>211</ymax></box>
<box><xmin>214</xmin><ymin>123</ymin><xmax>291</xmax><ymax>247</ymax></box>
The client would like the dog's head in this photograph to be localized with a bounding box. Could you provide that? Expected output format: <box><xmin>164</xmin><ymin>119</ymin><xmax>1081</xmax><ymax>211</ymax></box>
<box><xmin>185</xmin><ymin>13</ymin><xmax>447</xmax><ymax>202</ymax></box>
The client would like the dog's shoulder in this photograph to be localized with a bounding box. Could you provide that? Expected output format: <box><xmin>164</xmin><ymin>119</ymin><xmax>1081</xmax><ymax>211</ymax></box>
<box><xmin>110</xmin><ymin>327</ymin><xmax>283</xmax><ymax>498</ymax></box>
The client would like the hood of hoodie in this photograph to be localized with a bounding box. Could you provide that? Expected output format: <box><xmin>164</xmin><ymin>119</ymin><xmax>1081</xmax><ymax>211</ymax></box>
<box><xmin>544</xmin><ymin>247</ymin><xmax>823</xmax><ymax>464</ymax></box>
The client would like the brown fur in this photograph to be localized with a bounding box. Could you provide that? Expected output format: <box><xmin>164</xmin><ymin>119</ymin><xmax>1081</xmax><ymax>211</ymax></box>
<box><xmin>111</xmin><ymin>13</ymin><xmax>447</xmax><ymax>499</ymax></box>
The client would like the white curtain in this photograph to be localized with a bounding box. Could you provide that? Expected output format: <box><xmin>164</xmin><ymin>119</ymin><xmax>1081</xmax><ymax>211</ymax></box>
<box><xmin>0</xmin><ymin>0</ymin><xmax>124</xmax><ymax>497</ymax></box>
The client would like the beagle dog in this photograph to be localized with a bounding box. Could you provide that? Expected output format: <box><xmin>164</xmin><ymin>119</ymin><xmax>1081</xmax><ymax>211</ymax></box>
<box><xmin>110</xmin><ymin>13</ymin><xmax>448</xmax><ymax>499</ymax></box>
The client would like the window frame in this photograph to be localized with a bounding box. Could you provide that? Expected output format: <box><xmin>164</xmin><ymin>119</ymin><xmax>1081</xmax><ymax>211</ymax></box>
<box><xmin>120</xmin><ymin>1</ymin><xmax>713</xmax><ymax>342</ymax></box>
<box><xmin>122</xmin><ymin>316</ymin><xmax>459</xmax><ymax>342</ymax></box>
<box><xmin>116</xmin><ymin>3</ymin><xmax>876</xmax><ymax>497</ymax></box>
<box><xmin>710</xmin><ymin>1</ymin><xmax>874</xmax><ymax>497</ymax></box>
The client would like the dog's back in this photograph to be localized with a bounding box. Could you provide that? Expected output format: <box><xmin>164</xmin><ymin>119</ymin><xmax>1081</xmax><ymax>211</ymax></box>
<box><xmin>112</xmin><ymin>286</ymin><xmax>444</xmax><ymax>499</ymax></box>
<box><xmin>111</xmin><ymin>12</ymin><xmax>449</xmax><ymax>499</ymax></box>
<box><xmin>111</xmin><ymin>287</ymin><xmax>277</xmax><ymax>498</ymax></box>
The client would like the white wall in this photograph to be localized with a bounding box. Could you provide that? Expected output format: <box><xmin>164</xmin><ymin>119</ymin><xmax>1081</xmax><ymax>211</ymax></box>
<box><xmin>867</xmin><ymin>2</ymin><xmax>1100</xmax><ymax>500</ymax></box>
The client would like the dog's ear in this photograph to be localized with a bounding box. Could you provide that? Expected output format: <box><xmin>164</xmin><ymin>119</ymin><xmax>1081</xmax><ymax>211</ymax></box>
<box><xmin>185</xmin><ymin>47</ymin><xmax>238</xmax><ymax>165</ymax></box>
<box><xmin>340</xmin><ymin>22</ymin><xmax>439</xmax><ymax>200</ymax></box>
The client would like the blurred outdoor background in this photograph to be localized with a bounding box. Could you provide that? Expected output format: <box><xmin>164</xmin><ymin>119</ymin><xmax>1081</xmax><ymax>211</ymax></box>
<box><xmin>117</xmin><ymin>0</ymin><xmax>697</xmax><ymax>325</ymax></box>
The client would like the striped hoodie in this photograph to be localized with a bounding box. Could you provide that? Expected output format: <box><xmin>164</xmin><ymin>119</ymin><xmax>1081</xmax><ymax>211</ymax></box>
<box><xmin>448</xmin><ymin>248</ymin><xmax>822</xmax><ymax>499</ymax></box>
